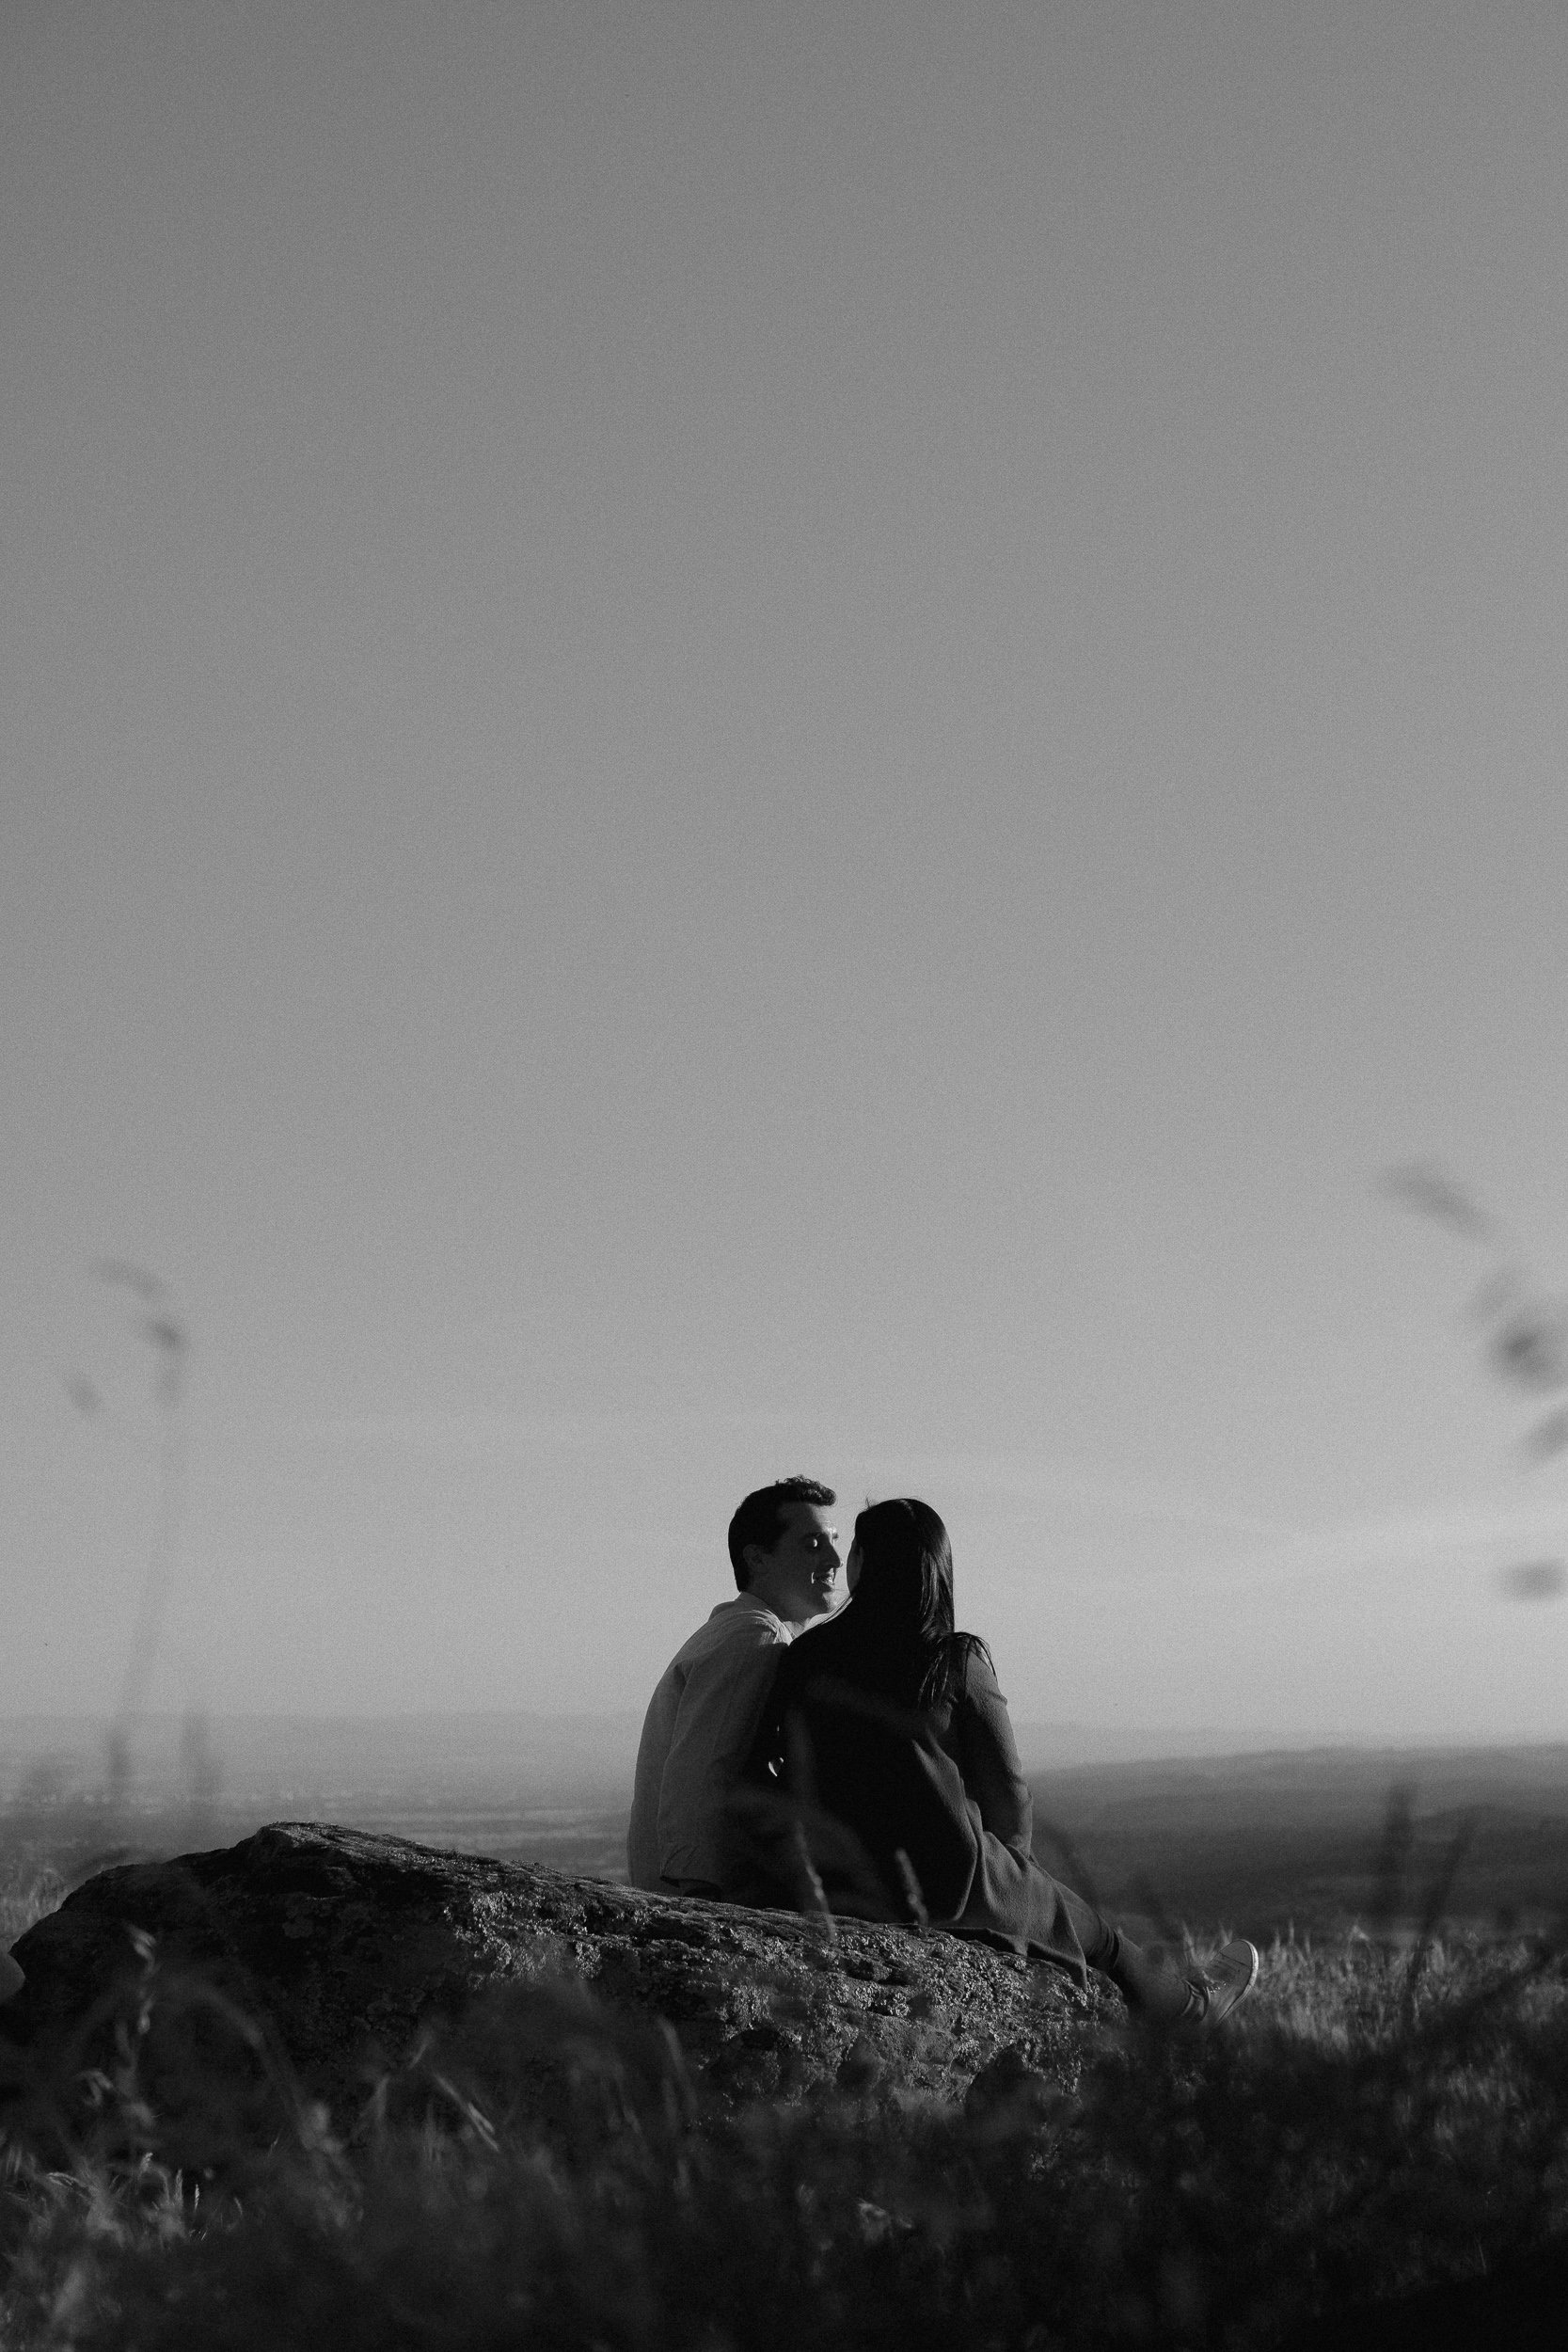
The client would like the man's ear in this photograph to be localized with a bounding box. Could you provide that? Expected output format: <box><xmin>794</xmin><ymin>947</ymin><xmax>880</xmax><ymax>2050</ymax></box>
<box><xmin>740</xmin><ymin>1543</ymin><xmax>768</xmax><ymax>1588</ymax></box>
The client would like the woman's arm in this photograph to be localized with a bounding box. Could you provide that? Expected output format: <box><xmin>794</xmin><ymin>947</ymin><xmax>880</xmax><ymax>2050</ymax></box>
<box><xmin>740</xmin><ymin>1650</ymin><xmax>788</xmax><ymax>1786</ymax></box>
<box><xmin>953</xmin><ymin>1646</ymin><xmax>1033</xmax><ymax>1854</ymax></box>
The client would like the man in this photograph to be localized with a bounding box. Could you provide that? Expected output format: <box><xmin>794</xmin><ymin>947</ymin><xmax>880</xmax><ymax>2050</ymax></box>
<box><xmin>627</xmin><ymin>1476</ymin><xmax>840</xmax><ymax>1896</ymax></box>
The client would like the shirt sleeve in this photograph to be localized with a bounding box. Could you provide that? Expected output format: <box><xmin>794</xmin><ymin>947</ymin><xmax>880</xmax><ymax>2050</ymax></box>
<box><xmin>655</xmin><ymin>1619</ymin><xmax>790</xmax><ymax>1882</ymax></box>
<box><xmin>954</xmin><ymin>1648</ymin><xmax>1033</xmax><ymax>1856</ymax></box>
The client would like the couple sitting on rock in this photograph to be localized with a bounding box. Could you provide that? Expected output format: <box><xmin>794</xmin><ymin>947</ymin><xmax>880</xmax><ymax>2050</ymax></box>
<box><xmin>629</xmin><ymin>1476</ymin><xmax>1258</xmax><ymax>2029</ymax></box>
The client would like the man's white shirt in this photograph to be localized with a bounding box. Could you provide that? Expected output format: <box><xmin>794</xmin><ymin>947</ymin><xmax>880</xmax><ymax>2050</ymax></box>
<box><xmin>626</xmin><ymin>1595</ymin><xmax>796</xmax><ymax>1892</ymax></box>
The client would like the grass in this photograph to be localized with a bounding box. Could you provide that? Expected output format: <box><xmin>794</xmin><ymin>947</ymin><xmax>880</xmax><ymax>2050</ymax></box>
<box><xmin>1</xmin><ymin>1891</ymin><xmax>1564</xmax><ymax>2349</ymax></box>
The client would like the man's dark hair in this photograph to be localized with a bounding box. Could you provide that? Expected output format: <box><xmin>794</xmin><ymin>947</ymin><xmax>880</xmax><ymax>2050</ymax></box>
<box><xmin>727</xmin><ymin>1476</ymin><xmax>835</xmax><ymax>1592</ymax></box>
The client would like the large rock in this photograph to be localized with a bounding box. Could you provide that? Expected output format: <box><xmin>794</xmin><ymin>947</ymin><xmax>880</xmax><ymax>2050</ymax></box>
<box><xmin>1</xmin><ymin>1821</ymin><xmax>1117</xmax><ymax>2153</ymax></box>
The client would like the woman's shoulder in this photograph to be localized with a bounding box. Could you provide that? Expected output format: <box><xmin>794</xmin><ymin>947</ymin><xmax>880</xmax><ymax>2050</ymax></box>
<box><xmin>950</xmin><ymin>1634</ymin><xmax>1005</xmax><ymax>1708</ymax></box>
<box><xmin>775</xmin><ymin>1612</ymin><xmax>852</xmax><ymax>1686</ymax></box>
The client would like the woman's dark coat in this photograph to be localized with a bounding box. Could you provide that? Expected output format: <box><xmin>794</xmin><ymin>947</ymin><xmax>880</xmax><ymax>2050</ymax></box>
<box><xmin>740</xmin><ymin>1613</ymin><xmax>1089</xmax><ymax>1986</ymax></box>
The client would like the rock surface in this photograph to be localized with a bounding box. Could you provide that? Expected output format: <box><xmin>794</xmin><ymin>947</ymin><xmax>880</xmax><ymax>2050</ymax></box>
<box><xmin>2</xmin><ymin>1820</ymin><xmax>1117</xmax><ymax>2142</ymax></box>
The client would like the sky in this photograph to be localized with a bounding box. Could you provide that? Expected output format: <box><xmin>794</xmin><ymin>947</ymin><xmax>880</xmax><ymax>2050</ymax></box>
<box><xmin>4</xmin><ymin>0</ymin><xmax>1568</xmax><ymax>1752</ymax></box>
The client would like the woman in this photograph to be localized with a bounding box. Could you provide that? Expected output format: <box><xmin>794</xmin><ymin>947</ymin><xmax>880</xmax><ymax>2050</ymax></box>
<box><xmin>743</xmin><ymin>1498</ymin><xmax>1258</xmax><ymax>2028</ymax></box>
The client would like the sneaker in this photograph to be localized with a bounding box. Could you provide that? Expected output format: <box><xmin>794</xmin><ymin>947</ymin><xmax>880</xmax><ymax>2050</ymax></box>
<box><xmin>1187</xmin><ymin>1938</ymin><xmax>1259</xmax><ymax>2031</ymax></box>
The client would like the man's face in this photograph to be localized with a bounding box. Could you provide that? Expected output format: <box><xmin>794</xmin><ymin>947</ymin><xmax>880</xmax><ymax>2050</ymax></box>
<box><xmin>745</xmin><ymin>1500</ymin><xmax>842</xmax><ymax>1627</ymax></box>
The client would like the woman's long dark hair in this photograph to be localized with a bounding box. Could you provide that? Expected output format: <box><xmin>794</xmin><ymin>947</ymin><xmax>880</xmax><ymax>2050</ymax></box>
<box><xmin>837</xmin><ymin>1498</ymin><xmax>991</xmax><ymax>1712</ymax></box>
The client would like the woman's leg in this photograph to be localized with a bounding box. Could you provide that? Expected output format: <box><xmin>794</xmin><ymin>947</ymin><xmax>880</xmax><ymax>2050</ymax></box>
<box><xmin>1053</xmin><ymin>1880</ymin><xmax>1200</xmax><ymax>2026</ymax></box>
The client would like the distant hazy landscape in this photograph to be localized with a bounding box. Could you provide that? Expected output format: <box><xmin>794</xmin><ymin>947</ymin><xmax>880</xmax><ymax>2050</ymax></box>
<box><xmin>6</xmin><ymin>1712</ymin><xmax>1566</xmax><ymax>1945</ymax></box>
